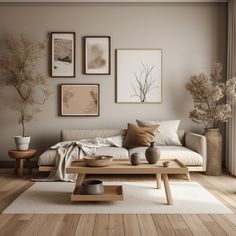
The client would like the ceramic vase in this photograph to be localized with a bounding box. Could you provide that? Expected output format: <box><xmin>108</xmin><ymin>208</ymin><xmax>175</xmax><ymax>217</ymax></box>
<box><xmin>145</xmin><ymin>142</ymin><xmax>160</xmax><ymax>164</ymax></box>
<box><xmin>130</xmin><ymin>153</ymin><xmax>140</xmax><ymax>165</ymax></box>
<box><xmin>204</xmin><ymin>128</ymin><xmax>222</xmax><ymax>176</ymax></box>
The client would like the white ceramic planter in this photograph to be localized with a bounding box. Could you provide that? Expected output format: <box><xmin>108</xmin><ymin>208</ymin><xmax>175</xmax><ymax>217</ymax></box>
<box><xmin>14</xmin><ymin>136</ymin><xmax>31</xmax><ymax>151</ymax></box>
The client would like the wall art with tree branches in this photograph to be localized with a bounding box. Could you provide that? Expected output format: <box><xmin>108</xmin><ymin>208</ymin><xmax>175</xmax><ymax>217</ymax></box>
<box><xmin>116</xmin><ymin>49</ymin><xmax>162</xmax><ymax>103</ymax></box>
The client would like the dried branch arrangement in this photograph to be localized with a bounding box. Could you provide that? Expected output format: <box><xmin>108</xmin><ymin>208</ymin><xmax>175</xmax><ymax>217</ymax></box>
<box><xmin>131</xmin><ymin>62</ymin><xmax>157</xmax><ymax>102</ymax></box>
<box><xmin>186</xmin><ymin>63</ymin><xmax>236</xmax><ymax>128</ymax></box>
<box><xmin>0</xmin><ymin>34</ymin><xmax>50</xmax><ymax>136</ymax></box>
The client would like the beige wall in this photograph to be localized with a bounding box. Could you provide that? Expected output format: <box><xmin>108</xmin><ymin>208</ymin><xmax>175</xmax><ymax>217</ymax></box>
<box><xmin>0</xmin><ymin>3</ymin><xmax>227</xmax><ymax>161</ymax></box>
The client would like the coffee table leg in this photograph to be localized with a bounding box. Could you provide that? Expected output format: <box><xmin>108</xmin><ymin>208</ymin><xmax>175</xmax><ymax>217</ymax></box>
<box><xmin>76</xmin><ymin>173</ymin><xmax>86</xmax><ymax>186</ymax></box>
<box><xmin>156</xmin><ymin>173</ymin><xmax>162</xmax><ymax>189</ymax></box>
<box><xmin>186</xmin><ymin>172</ymin><xmax>191</xmax><ymax>181</ymax></box>
<box><xmin>73</xmin><ymin>173</ymin><xmax>86</xmax><ymax>197</ymax></box>
<box><xmin>162</xmin><ymin>174</ymin><xmax>173</xmax><ymax>205</ymax></box>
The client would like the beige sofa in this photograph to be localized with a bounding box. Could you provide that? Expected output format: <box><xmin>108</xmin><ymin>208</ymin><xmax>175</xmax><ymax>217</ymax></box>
<box><xmin>38</xmin><ymin>129</ymin><xmax>207</xmax><ymax>172</ymax></box>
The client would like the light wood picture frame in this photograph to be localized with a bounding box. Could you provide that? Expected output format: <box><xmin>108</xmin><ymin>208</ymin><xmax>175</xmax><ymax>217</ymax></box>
<box><xmin>116</xmin><ymin>49</ymin><xmax>162</xmax><ymax>104</ymax></box>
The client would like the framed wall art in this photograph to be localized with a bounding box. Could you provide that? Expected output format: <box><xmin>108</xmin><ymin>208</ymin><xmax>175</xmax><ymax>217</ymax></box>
<box><xmin>116</xmin><ymin>49</ymin><xmax>162</xmax><ymax>104</ymax></box>
<box><xmin>84</xmin><ymin>36</ymin><xmax>111</xmax><ymax>75</ymax></box>
<box><xmin>61</xmin><ymin>84</ymin><xmax>100</xmax><ymax>116</ymax></box>
<box><xmin>51</xmin><ymin>32</ymin><xmax>75</xmax><ymax>77</ymax></box>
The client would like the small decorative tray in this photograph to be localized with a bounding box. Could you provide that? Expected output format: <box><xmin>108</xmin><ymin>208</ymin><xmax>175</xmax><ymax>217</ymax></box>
<box><xmin>71</xmin><ymin>185</ymin><xmax>123</xmax><ymax>202</ymax></box>
<box><xmin>83</xmin><ymin>155</ymin><xmax>113</xmax><ymax>167</ymax></box>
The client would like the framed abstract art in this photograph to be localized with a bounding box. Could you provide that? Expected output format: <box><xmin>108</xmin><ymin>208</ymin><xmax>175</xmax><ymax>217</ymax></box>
<box><xmin>61</xmin><ymin>84</ymin><xmax>100</xmax><ymax>116</ymax></box>
<box><xmin>84</xmin><ymin>36</ymin><xmax>111</xmax><ymax>75</ymax></box>
<box><xmin>51</xmin><ymin>32</ymin><xmax>76</xmax><ymax>77</ymax></box>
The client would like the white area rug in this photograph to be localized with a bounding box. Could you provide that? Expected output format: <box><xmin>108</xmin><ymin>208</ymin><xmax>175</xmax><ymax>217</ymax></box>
<box><xmin>3</xmin><ymin>181</ymin><xmax>232</xmax><ymax>214</ymax></box>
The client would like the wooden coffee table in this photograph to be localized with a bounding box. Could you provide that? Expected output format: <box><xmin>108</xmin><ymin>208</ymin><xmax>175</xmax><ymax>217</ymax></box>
<box><xmin>66</xmin><ymin>159</ymin><xmax>189</xmax><ymax>205</ymax></box>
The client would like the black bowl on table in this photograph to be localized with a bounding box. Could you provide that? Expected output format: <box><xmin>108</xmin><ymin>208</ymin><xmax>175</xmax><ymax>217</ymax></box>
<box><xmin>79</xmin><ymin>180</ymin><xmax>104</xmax><ymax>195</ymax></box>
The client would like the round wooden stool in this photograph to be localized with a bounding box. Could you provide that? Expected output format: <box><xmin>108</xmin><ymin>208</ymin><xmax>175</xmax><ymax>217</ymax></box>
<box><xmin>8</xmin><ymin>149</ymin><xmax>37</xmax><ymax>176</ymax></box>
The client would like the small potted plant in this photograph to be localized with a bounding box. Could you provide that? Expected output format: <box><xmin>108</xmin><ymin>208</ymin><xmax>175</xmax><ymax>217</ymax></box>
<box><xmin>186</xmin><ymin>63</ymin><xmax>236</xmax><ymax>175</ymax></box>
<box><xmin>0</xmin><ymin>35</ymin><xmax>50</xmax><ymax>150</ymax></box>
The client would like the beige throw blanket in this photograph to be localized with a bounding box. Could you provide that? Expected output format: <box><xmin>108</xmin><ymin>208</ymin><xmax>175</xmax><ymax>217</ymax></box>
<box><xmin>42</xmin><ymin>136</ymin><xmax>123</xmax><ymax>182</ymax></box>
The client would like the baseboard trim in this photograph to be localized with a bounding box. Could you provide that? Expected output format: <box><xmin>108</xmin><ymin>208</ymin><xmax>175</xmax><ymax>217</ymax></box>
<box><xmin>0</xmin><ymin>161</ymin><xmax>38</xmax><ymax>168</ymax></box>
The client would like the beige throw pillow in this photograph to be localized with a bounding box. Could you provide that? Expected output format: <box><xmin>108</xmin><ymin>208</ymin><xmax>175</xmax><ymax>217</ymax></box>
<box><xmin>136</xmin><ymin>119</ymin><xmax>182</xmax><ymax>146</ymax></box>
<box><xmin>123</xmin><ymin>123</ymin><xmax>159</xmax><ymax>148</ymax></box>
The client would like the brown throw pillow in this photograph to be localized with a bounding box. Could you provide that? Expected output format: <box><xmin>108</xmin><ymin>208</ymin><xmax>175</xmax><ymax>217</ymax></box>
<box><xmin>123</xmin><ymin>123</ymin><xmax>159</xmax><ymax>148</ymax></box>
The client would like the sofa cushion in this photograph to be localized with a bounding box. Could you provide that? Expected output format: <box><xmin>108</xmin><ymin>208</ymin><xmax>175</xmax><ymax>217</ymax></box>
<box><xmin>38</xmin><ymin>149</ymin><xmax>57</xmax><ymax>166</ymax></box>
<box><xmin>95</xmin><ymin>147</ymin><xmax>129</xmax><ymax>158</ymax></box>
<box><xmin>38</xmin><ymin>147</ymin><xmax>129</xmax><ymax>166</ymax></box>
<box><xmin>128</xmin><ymin>146</ymin><xmax>203</xmax><ymax>166</ymax></box>
<box><xmin>136</xmin><ymin>119</ymin><xmax>182</xmax><ymax>146</ymax></box>
<box><xmin>123</xmin><ymin>123</ymin><xmax>159</xmax><ymax>148</ymax></box>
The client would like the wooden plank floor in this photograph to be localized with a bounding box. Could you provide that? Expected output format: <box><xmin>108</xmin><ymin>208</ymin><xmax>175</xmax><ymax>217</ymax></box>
<box><xmin>1</xmin><ymin>169</ymin><xmax>236</xmax><ymax>236</ymax></box>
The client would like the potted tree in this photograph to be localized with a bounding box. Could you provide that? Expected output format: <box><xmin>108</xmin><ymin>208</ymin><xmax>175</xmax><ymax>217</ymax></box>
<box><xmin>186</xmin><ymin>63</ymin><xmax>236</xmax><ymax>175</ymax></box>
<box><xmin>0</xmin><ymin>35</ymin><xmax>50</xmax><ymax>150</ymax></box>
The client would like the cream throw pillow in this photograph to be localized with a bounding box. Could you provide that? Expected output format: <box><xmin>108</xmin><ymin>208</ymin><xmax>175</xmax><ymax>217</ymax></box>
<box><xmin>136</xmin><ymin>119</ymin><xmax>182</xmax><ymax>146</ymax></box>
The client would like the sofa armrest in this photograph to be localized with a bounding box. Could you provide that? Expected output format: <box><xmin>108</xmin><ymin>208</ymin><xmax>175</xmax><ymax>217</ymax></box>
<box><xmin>185</xmin><ymin>132</ymin><xmax>207</xmax><ymax>171</ymax></box>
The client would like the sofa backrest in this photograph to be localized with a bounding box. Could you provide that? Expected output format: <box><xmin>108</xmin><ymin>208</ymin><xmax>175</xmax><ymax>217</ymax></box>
<box><xmin>177</xmin><ymin>130</ymin><xmax>185</xmax><ymax>145</ymax></box>
<box><xmin>61</xmin><ymin>129</ymin><xmax>185</xmax><ymax>145</ymax></box>
<box><xmin>61</xmin><ymin>129</ymin><xmax>126</xmax><ymax>141</ymax></box>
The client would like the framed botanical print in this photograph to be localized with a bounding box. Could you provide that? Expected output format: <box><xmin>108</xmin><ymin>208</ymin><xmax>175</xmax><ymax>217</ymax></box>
<box><xmin>61</xmin><ymin>84</ymin><xmax>100</xmax><ymax>116</ymax></box>
<box><xmin>51</xmin><ymin>32</ymin><xmax>75</xmax><ymax>77</ymax></box>
<box><xmin>116</xmin><ymin>49</ymin><xmax>162</xmax><ymax>103</ymax></box>
<box><xmin>84</xmin><ymin>36</ymin><xmax>111</xmax><ymax>75</ymax></box>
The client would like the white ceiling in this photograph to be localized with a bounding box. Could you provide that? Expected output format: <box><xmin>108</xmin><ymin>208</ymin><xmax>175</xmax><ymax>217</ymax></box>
<box><xmin>0</xmin><ymin>0</ymin><xmax>228</xmax><ymax>3</ymax></box>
